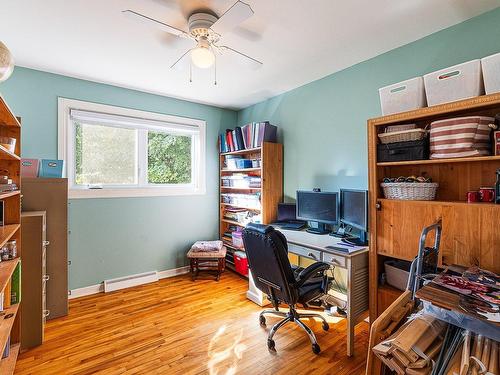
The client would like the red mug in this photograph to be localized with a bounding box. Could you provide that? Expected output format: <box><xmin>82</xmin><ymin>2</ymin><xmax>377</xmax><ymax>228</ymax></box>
<box><xmin>479</xmin><ymin>187</ymin><xmax>495</xmax><ymax>202</ymax></box>
<box><xmin>467</xmin><ymin>191</ymin><xmax>480</xmax><ymax>203</ymax></box>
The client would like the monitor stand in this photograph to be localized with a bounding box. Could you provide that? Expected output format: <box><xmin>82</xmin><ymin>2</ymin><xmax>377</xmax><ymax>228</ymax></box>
<box><xmin>342</xmin><ymin>231</ymin><xmax>368</xmax><ymax>246</ymax></box>
<box><xmin>306</xmin><ymin>222</ymin><xmax>329</xmax><ymax>235</ymax></box>
<box><xmin>330</xmin><ymin>224</ymin><xmax>351</xmax><ymax>238</ymax></box>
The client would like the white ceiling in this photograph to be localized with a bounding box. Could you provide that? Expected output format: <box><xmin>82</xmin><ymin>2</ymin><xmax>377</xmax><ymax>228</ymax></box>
<box><xmin>1</xmin><ymin>0</ymin><xmax>499</xmax><ymax>110</ymax></box>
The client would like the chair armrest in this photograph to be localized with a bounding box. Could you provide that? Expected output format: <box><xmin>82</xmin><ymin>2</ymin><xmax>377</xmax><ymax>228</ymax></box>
<box><xmin>294</xmin><ymin>261</ymin><xmax>330</xmax><ymax>287</ymax></box>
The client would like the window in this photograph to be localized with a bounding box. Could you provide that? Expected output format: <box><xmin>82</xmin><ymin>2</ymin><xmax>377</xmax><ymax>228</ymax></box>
<box><xmin>58</xmin><ymin>98</ymin><xmax>206</xmax><ymax>198</ymax></box>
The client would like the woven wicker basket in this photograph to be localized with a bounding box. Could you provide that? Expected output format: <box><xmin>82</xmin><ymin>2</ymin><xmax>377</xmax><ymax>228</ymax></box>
<box><xmin>378</xmin><ymin>128</ymin><xmax>427</xmax><ymax>144</ymax></box>
<box><xmin>381</xmin><ymin>182</ymin><xmax>438</xmax><ymax>200</ymax></box>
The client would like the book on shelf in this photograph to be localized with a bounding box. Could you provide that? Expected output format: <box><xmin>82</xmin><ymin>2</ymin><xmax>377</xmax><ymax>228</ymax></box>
<box><xmin>2</xmin><ymin>336</ymin><xmax>10</xmax><ymax>359</ymax></box>
<box><xmin>495</xmin><ymin>130</ymin><xmax>500</xmax><ymax>155</ymax></box>
<box><xmin>219</xmin><ymin>122</ymin><xmax>277</xmax><ymax>153</ymax></box>
<box><xmin>11</xmin><ymin>262</ymin><xmax>21</xmax><ymax>305</ymax></box>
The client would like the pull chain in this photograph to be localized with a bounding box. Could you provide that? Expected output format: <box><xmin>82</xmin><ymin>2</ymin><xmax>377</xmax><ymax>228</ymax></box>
<box><xmin>214</xmin><ymin>54</ymin><xmax>217</xmax><ymax>86</ymax></box>
<box><xmin>189</xmin><ymin>61</ymin><xmax>192</xmax><ymax>83</ymax></box>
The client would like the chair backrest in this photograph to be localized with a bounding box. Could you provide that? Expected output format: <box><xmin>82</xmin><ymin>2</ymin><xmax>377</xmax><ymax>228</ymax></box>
<box><xmin>242</xmin><ymin>224</ymin><xmax>298</xmax><ymax>305</ymax></box>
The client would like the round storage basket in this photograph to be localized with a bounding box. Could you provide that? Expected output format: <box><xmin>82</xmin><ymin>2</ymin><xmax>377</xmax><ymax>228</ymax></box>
<box><xmin>381</xmin><ymin>182</ymin><xmax>438</xmax><ymax>201</ymax></box>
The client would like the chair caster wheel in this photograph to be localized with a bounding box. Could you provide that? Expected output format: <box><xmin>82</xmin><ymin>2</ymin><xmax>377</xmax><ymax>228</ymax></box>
<box><xmin>322</xmin><ymin>322</ymin><xmax>329</xmax><ymax>331</ymax></box>
<box><xmin>267</xmin><ymin>339</ymin><xmax>276</xmax><ymax>351</ymax></box>
<box><xmin>259</xmin><ymin>316</ymin><xmax>266</xmax><ymax>326</ymax></box>
<box><xmin>312</xmin><ymin>343</ymin><xmax>321</xmax><ymax>354</ymax></box>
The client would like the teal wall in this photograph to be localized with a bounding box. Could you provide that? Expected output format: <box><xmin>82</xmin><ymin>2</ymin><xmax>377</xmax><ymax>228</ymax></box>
<box><xmin>2</xmin><ymin>8</ymin><xmax>500</xmax><ymax>290</ymax></box>
<box><xmin>238</xmin><ymin>7</ymin><xmax>500</xmax><ymax>202</ymax></box>
<box><xmin>1</xmin><ymin>67</ymin><xmax>237</xmax><ymax>289</ymax></box>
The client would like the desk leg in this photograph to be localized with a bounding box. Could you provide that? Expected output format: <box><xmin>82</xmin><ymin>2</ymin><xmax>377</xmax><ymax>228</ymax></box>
<box><xmin>346</xmin><ymin>257</ymin><xmax>354</xmax><ymax>357</ymax></box>
<box><xmin>347</xmin><ymin>316</ymin><xmax>354</xmax><ymax>357</ymax></box>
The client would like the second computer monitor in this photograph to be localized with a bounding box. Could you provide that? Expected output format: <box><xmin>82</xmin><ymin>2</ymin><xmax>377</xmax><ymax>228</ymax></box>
<box><xmin>296</xmin><ymin>190</ymin><xmax>338</xmax><ymax>234</ymax></box>
<box><xmin>340</xmin><ymin>189</ymin><xmax>368</xmax><ymax>232</ymax></box>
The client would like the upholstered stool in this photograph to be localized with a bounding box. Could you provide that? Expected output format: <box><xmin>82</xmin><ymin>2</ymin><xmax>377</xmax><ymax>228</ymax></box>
<box><xmin>187</xmin><ymin>246</ymin><xmax>227</xmax><ymax>281</ymax></box>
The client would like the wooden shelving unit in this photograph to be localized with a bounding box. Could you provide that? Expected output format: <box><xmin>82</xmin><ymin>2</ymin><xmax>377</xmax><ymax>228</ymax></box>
<box><xmin>368</xmin><ymin>92</ymin><xmax>500</xmax><ymax>324</ymax></box>
<box><xmin>219</xmin><ymin>142</ymin><xmax>283</xmax><ymax>274</ymax></box>
<box><xmin>0</xmin><ymin>94</ymin><xmax>22</xmax><ymax>374</ymax></box>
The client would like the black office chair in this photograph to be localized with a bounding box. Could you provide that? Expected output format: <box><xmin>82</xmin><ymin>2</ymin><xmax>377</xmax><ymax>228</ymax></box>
<box><xmin>242</xmin><ymin>223</ymin><xmax>331</xmax><ymax>354</ymax></box>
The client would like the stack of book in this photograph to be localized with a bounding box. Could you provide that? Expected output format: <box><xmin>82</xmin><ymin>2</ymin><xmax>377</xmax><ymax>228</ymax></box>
<box><xmin>221</xmin><ymin>174</ymin><xmax>261</xmax><ymax>188</ymax></box>
<box><xmin>221</xmin><ymin>193</ymin><xmax>261</xmax><ymax>209</ymax></box>
<box><xmin>219</xmin><ymin>122</ymin><xmax>277</xmax><ymax>153</ymax></box>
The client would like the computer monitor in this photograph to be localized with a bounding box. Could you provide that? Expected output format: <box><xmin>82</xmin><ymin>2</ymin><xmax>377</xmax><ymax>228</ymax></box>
<box><xmin>277</xmin><ymin>203</ymin><xmax>297</xmax><ymax>222</ymax></box>
<box><xmin>296</xmin><ymin>190</ymin><xmax>338</xmax><ymax>234</ymax></box>
<box><xmin>339</xmin><ymin>189</ymin><xmax>368</xmax><ymax>245</ymax></box>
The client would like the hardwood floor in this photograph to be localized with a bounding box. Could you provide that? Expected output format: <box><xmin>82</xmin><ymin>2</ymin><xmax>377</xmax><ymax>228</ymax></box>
<box><xmin>15</xmin><ymin>272</ymin><xmax>369</xmax><ymax>374</ymax></box>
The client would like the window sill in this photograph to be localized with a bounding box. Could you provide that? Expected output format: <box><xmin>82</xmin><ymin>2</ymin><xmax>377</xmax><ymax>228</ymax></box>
<box><xmin>69</xmin><ymin>187</ymin><xmax>206</xmax><ymax>199</ymax></box>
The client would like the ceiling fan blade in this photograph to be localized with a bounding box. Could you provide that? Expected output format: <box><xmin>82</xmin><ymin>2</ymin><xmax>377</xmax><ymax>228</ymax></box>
<box><xmin>219</xmin><ymin>46</ymin><xmax>262</xmax><ymax>70</ymax></box>
<box><xmin>122</xmin><ymin>10</ymin><xmax>189</xmax><ymax>38</ymax></box>
<box><xmin>211</xmin><ymin>1</ymin><xmax>254</xmax><ymax>34</ymax></box>
<box><xmin>170</xmin><ymin>49</ymin><xmax>192</xmax><ymax>70</ymax></box>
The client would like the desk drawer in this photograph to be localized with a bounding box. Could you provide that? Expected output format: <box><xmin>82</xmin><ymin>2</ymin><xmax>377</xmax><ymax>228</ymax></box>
<box><xmin>322</xmin><ymin>252</ymin><xmax>346</xmax><ymax>268</ymax></box>
<box><xmin>288</xmin><ymin>244</ymin><xmax>321</xmax><ymax>261</ymax></box>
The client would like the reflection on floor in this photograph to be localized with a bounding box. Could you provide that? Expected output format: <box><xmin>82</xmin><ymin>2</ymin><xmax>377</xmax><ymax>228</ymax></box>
<box><xmin>15</xmin><ymin>271</ymin><xmax>369</xmax><ymax>375</ymax></box>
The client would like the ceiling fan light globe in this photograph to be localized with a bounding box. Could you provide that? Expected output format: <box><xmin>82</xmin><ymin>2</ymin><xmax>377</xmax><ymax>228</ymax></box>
<box><xmin>190</xmin><ymin>46</ymin><xmax>215</xmax><ymax>69</ymax></box>
<box><xmin>0</xmin><ymin>41</ymin><xmax>14</xmax><ymax>83</ymax></box>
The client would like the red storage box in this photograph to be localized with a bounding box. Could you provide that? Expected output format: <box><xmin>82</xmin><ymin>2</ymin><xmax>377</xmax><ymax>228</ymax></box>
<box><xmin>234</xmin><ymin>251</ymin><xmax>248</xmax><ymax>277</ymax></box>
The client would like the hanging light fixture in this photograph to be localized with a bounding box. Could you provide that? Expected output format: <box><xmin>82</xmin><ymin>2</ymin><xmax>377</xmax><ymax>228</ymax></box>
<box><xmin>190</xmin><ymin>37</ymin><xmax>215</xmax><ymax>69</ymax></box>
<box><xmin>0</xmin><ymin>41</ymin><xmax>14</xmax><ymax>82</ymax></box>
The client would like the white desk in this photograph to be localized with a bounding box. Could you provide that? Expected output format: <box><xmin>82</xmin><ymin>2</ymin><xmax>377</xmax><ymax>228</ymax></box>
<box><xmin>248</xmin><ymin>228</ymin><xmax>369</xmax><ymax>357</ymax></box>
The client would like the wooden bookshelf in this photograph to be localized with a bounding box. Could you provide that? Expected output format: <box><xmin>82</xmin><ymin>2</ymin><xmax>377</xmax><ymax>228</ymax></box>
<box><xmin>220</xmin><ymin>146</ymin><xmax>262</xmax><ymax>156</ymax></box>
<box><xmin>0</xmin><ymin>97</ymin><xmax>21</xmax><ymax>128</ymax></box>
<box><xmin>0</xmin><ymin>343</ymin><xmax>19</xmax><ymax>374</ymax></box>
<box><xmin>0</xmin><ymin>94</ymin><xmax>22</xmax><ymax>372</ymax></box>
<box><xmin>367</xmin><ymin>93</ymin><xmax>500</xmax><ymax>325</ymax></box>
<box><xmin>0</xmin><ymin>304</ymin><xmax>19</xmax><ymax>353</ymax></box>
<box><xmin>0</xmin><ymin>191</ymin><xmax>20</xmax><ymax>200</ymax></box>
<box><xmin>219</xmin><ymin>142</ymin><xmax>283</xmax><ymax>276</ymax></box>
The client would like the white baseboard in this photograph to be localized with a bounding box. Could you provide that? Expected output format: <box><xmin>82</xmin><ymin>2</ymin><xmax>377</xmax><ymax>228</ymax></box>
<box><xmin>158</xmin><ymin>266</ymin><xmax>190</xmax><ymax>279</ymax></box>
<box><xmin>69</xmin><ymin>266</ymin><xmax>191</xmax><ymax>300</ymax></box>
<box><xmin>69</xmin><ymin>283</ymin><xmax>104</xmax><ymax>299</ymax></box>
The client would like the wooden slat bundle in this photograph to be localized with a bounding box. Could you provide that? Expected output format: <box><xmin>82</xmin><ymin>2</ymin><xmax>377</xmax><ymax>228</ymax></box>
<box><xmin>372</xmin><ymin>314</ymin><xmax>446</xmax><ymax>374</ymax></box>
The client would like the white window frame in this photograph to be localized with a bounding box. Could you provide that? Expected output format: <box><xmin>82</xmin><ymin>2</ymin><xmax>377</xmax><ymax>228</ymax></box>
<box><xmin>58</xmin><ymin>98</ymin><xmax>206</xmax><ymax>199</ymax></box>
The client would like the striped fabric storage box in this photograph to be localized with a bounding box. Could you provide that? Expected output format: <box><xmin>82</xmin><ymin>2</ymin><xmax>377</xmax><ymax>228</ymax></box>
<box><xmin>429</xmin><ymin>116</ymin><xmax>494</xmax><ymax>159</ymax></box>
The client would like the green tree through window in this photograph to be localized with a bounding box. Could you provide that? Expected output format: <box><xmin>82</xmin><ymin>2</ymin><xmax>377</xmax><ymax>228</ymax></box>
<box><xmin>148</xmin><ymin>131</ymin><xmax>192</xmax><ymax>184</ymax></box>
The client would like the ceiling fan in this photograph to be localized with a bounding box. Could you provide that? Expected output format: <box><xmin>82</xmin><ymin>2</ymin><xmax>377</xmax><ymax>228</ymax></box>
<box><xmin>123</xmin><ymin>1</ymin><xmax>262</xmax><ymax>83</ymax></box>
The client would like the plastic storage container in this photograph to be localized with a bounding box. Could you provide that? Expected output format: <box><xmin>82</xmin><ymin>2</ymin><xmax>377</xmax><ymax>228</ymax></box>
<box><xmin>379</xmin><ymin>77</ymin><xmax>427</xmax><ymax>115</ymax></box>
<box><xmin>234</xmin><ymin>251</ymin><xmax>248</xmax><ymax>277</ymax></box>
<box><xmin>423</xmin><ymin>60</ymin><xmax>484</xmax><ymax>106</ymax></box>
<box><xmin>481</xmin><ymin>52</ymin><xmax>500</xmax><ymax>94</ymax></box>
<box><xmin>384</xmin><ymin>260</ymin><xmax>411</xmax><ymax>291</ymax></box>
<box><xmin>231</xmin><ymin>230</ymin><xmax>244</xmax><ymax>249</ymax></box>
<box><xmin>235</xmin><ymin>159</ymin><xmax>253</xmax><ymax>169</ymax></box>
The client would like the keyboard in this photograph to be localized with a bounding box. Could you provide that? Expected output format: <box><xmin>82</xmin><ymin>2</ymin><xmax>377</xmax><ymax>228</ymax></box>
<box><xmin>272</xmin><ymin>221</ymin><xmax>306</xmax><ymax>230</ymax></box>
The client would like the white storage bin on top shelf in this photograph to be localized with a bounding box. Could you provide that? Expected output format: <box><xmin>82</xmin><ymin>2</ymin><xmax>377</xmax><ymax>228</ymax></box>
<box><xmin>481</xmin><ymin>52</ymin><xmax>500</xmax><ymax>94</ymax></box>
<box><xmin>423</xmin><ymin>60</ymin><xmax>484</xmax><ymax>106</ymax></box>
<box><xmin>379</xmin><ymin>77</ymin><xmax>427</xmax><ymax>115</ymax></box>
